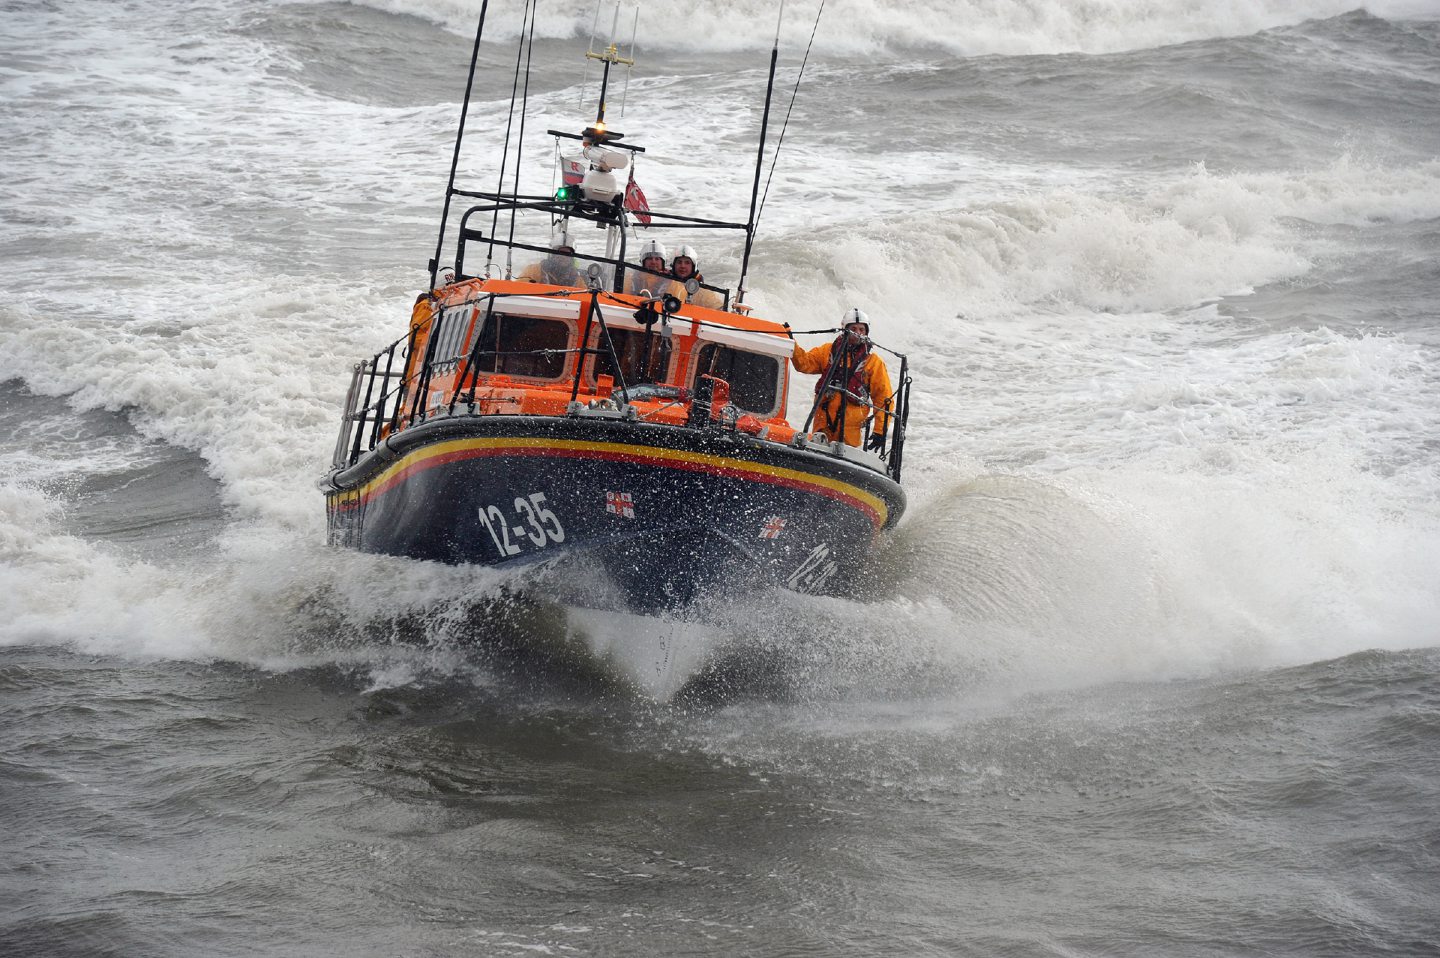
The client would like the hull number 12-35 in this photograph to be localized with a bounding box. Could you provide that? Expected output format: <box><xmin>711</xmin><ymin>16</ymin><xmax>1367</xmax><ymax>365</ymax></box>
<box><xmin>477</xmin><ymin>492</ymin><xmax>565</xmax><ymax>557</ymax></box>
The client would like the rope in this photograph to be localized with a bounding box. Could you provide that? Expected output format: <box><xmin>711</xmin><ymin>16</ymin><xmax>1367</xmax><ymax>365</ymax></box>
<box><xmin>755</xmin><ymin>0</ymin><xmax>825</xmax><ymax>234</ymax></box>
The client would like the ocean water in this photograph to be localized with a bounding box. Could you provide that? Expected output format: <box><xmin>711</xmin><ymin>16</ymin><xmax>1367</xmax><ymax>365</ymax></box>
<box><xmin>3</xmin><ymin>1</ymin><xmax>1440</xmax><ymax>954</ymax></box>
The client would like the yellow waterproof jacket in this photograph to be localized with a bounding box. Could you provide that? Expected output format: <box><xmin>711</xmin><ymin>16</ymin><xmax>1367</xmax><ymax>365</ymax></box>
<box><xmin>518</xmin><ymin>257</ymin><xmax>581</xmax><ymax>287</ymax></box>
<box><xmin>626</xmin><ymin>270</ymin><xmax>684</xmax><ymax>300</ymax></box>
<box><xmin>679</xmin><ymin>273</ymin><xmax>724</xmax><ymax>310</ymax></box>
<box><xmin>791</xmin><ymin>340</ymin><xmax>893</xmax><ymax>447</ymax></box>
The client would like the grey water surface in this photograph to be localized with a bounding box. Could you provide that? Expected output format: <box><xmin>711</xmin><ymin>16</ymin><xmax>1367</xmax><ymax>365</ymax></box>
<box><xmin>3</xmin><ymin>1</ymin><xmax>1439</xmax><ymax>955</ymax></box>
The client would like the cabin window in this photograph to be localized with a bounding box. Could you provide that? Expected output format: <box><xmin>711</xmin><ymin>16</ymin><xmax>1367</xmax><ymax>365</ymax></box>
<box><xmin>588</xmin><ymin>327</ymin><xmax>673</xmax><ymax>385</ymax></box>
<box><xmin>473</xmin><ymin>313</ymin><xmax>570</xmax><ymax>380</ymax></box>
<box><xmin>692</xmin><ymin>344</ymin><xmax>780</xmax><ymax>416</ymax></box>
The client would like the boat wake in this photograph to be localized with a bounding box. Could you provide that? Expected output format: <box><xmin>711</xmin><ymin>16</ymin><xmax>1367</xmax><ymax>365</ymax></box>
<box><xmin>5</xmin><ymin>445</ymin><xmax>1437</xmax><ymax>706</ymax></box>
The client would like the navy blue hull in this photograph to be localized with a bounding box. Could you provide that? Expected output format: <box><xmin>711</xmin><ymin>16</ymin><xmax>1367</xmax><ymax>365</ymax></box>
<box><xmin>324</xmin><ymin>414</ymin><xmax>904</xmax><ymax>614</ymax></box>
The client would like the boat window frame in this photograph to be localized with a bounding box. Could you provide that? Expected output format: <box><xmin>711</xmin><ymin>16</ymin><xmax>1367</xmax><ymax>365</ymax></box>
<box><xmin>582</xmin><ymin>324</ymin><xmax>676</xmax><ymax>388</ymax></box>
<box><xmin>689</xmin><ymin>342</ymin><xmax>784</xmax><ymax>419</ymax></box>
<box><xmin>468</xmin><ymin>309</ymin><xmax>578</xmax><ymax>384</ymax></box>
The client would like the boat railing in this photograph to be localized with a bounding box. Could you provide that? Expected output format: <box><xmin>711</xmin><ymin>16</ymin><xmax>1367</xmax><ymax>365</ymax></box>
<box><xmin>450</xmin><ymin>196</ymin><xmax>738</xmax><ymax>309</ymax></box>
<box><xmin>793</xmin><ymin>335</ymin><xmax>912</xmax><ymax>484</ymax></box>
<box><xmin>330</xmin><ymin>289</ymin><xmax>633</xmax><ymax>473</ymax></box>
<box><xmin>330</xmin><ymin>289</ymin><xmax>912</xmax><ymax>484</ymax></box>
<box><xmin>329</xmin><ymin>331</ymin><xmax>413</xmax><ymax>472</ymax></box>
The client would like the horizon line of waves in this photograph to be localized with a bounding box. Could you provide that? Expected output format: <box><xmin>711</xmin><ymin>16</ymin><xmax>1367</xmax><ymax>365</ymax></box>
<box><xmin>334</xmin><ymin>1</ymin><xmax>1440</xmax><ymax>56</ymax></box>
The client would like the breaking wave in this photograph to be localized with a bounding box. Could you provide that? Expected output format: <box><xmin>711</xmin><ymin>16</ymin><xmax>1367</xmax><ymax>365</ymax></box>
<box><xmin>336</xmin><ymin>0</ymin><xmax>1440</xmax><ymax>55</ymax></box>
<box><xmin>754</xmin><ymin>156</ymin><xmax>1440</xmax><ymax>325</ymax></box>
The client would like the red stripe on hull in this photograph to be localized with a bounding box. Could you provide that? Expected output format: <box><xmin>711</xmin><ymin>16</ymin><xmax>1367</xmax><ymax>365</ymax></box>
<box><xmin>337</xmin><ymin>443</ymin><xmax>882</xmax><ymax>528</ymax></box>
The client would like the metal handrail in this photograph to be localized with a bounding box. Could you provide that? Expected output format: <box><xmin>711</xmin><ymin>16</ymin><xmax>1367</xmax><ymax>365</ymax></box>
<box><xmin>331</xmin><ymin>294</ymin><xmax>912</xmax><ymax>483</ymax></box>
<box><xmin>454</xmin><ymin>205</ymin><xmax>732</xmax><ymax>309</ymax></box>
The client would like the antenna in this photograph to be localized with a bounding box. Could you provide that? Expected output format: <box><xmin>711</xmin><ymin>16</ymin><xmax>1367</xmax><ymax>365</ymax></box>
<box><xmin>737</xmin><ymin>6</ymin><xmax>783</xmax><ymax>306</ymax></box>
<box><xmin>580</xmin><ymin>0</ymin><xmax>601</xmax><ymax>109</ymax></box>
<box><xmin>583</xmin><ymin>6</ymin><xmax>635</xmax><ymax>128</ymax></box>
<box><xmin>619</xmin><ymin>7</ymin><xmax>638</xmax><ymax>116</ymax></box>
<box><xmin>429</xmin><ymin>0</ymin><xmax>490</xmax><ymax>292</ymax></box>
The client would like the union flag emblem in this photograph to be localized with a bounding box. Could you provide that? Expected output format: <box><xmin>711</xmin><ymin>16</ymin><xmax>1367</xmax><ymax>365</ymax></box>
<box><xmin>606</xmin><ymin>491</ymin><xmax>635</xmax><ymax>519</ymax></box>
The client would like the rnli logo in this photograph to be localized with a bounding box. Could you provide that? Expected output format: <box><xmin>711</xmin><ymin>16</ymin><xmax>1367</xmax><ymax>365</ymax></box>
<box><xmin>786</xmin><ymin>543</ymin><xmax>838</xmax><ymax>595</ymax></box>
<box><xmin>759</xmin><ymin>516</ymin><xmax>786</xmax><ymax>540</ymax></box>
<box><xmin>606</xmin><ymin>490</ymin><xmax>635</xmax><ymax>519</ymax></box>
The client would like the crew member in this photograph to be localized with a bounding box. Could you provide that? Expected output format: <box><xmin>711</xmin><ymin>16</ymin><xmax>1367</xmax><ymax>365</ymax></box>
<box><xmin>519</xmin><ymin>228</ymin><xmax>581</xmax><ymax>287</ymax></box>
<box><xmin>791</xmin><ymin>307</ymin><xmax>893</xmax><ymax>449</ymax></box>
<box><xmin>671</xmin><ymin>245</ymin><xmax>723</xmax><ymax>309</ymax></box>
<box><xmin>626</xmin><ymin>239</ymin><xmax>681</xmax><ymax>299</ymax></box>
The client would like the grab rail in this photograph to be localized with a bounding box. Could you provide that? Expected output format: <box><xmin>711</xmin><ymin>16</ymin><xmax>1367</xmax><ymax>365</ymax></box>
<box><xmin>329</xmin><ymin>290</ymin><xmax>912</xmax><ymax>483</ymax></box>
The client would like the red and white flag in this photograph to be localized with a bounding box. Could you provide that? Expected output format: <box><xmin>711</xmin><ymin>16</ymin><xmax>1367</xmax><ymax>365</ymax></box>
<box><xmin>560</xmin><ymin>155</ymin><xmax>586</xmax><ymax>186</ymax></box>
<box><xmin>606</xmin><ymin>491</ymin><xmax>635</xmax><ymax>518</ymax></box>
<box><xmin>759</xmin><ymin>516</ymin><xmax>787</xmax><ymax>540</ymax></box>
<box><xmin>624</xmin><ymin>173</ymin><xmax>652</xmax><ymax>225</ymax></box>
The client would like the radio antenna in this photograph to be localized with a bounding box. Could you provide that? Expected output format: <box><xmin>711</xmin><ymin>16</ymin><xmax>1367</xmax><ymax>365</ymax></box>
<box><xmin>583</xmin><ymin>4</ymin><xmax>635</xmax><ymax>126</ymax></box>
<box><xmin>428</xmin><ymin>0</ymin><xmax>490</xmax><ymax>291</ymax></box>
<box><xmin>737</xmin><ymin>2</ymin><xmax>786</xmax><ymax>306</ymax></box>
<box><xmin>580</xmin><ymin>0</ymin><xmax>601</xmax><ymax>109</ymax></box>
<box><xmin>620</xmin><ymin>6</ymin><xmax>638</xmax><ymax>116</ymax></box>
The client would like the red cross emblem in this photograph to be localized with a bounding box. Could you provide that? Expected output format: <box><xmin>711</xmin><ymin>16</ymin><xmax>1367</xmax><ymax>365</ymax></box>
<box><xmin>606</xmin><ymin>491</ymin><xmax>635</xmax><ymax>518</ymax></box>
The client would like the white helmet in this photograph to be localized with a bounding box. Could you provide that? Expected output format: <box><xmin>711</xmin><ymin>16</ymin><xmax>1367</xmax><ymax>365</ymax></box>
<box><xmin>843</xmin><ymin>307</ymin><xmax>870</xmax><ymax>332</ymax></box>
<box><xmin>672</xmin><ymin>245</ymin><xmax>699</xmax><ymax>272</ymax></box>
<box><xmin>639</xmin><ymin>238</ymin><xmax>667</xmax><ymax>262</ymax></box>
<box><xmin>551</xmin><ymin>227</ymin><xmax>574</xmax><ymax>251</ymax></box>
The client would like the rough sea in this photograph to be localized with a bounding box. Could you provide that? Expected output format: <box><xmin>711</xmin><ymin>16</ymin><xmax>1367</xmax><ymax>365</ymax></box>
<box><xmin>4</xmin><ymin>1</ymin><xmax>1440</xmax><ymax>954</ymax></box>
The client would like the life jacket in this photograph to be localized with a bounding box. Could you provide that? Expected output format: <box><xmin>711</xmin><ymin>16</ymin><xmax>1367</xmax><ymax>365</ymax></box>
<box><xmin>815</xmin><ymin>335</ymin><xmax>874</xmax><ymax>437</ymax></box>
<box><xmin>816</xmin><ymin>334</ymin><xmax>872</xmax><ymax>403</ymax></box>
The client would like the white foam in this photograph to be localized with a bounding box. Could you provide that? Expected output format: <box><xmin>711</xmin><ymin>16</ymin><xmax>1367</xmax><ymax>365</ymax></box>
<box><xmin>0</xmin><ymin>477</ymin><xmax>520</xmax><ymax>672</ymax></box>
<box><xmin>332</xmin><ymin>0</ymin><xmax>1440</xmax><ymax>55</ymax></box>
<box><xmin>3</xmin><ymin>0</ymin><xmax>1438</xmax><ymax>693</ymax></box>
<box><xmin>756</xmin><ymin>157</ymin><xmax>1440</xmax><ymax>340</ymax></box>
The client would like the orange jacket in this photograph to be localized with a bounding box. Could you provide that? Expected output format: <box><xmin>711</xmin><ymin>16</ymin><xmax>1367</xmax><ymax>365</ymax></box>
<box><xmin>791</xmin><ymin>339</ymin><xmax>893</xmax><ymax>446</ymax></box>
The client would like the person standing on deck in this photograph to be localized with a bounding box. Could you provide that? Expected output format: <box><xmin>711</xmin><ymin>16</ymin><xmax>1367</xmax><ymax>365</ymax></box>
<box><xmin>791</xmin><ymin>308</ymin><xmax>893</xmax><ymax>449</ymax></box>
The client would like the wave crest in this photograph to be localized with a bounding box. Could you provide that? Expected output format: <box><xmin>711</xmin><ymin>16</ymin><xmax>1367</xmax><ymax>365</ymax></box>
<box><xmin>341</xmin><ymin>0</ymin><xmax>1436</xmax><ymax>55</ymax></box>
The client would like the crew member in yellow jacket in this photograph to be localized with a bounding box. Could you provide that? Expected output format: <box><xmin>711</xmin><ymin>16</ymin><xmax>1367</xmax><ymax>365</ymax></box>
<box><xmin>791</xmin><ymin>308</ymin><xmax>893</xmax><ymax>449</ymax></box>
<box><xmin>626</xmin><ymin>239</ymin><xmax>683</xmax><ymax>299</ymax></box>
<box><xmin>518</xmin><ymin>228</ymin><xmax>581</xmax><ymax>287</ymax></box>
<box><xmin>670</xmin><ymin>245</ymin><xmax>723</xmax><ymax>310</ymax></box>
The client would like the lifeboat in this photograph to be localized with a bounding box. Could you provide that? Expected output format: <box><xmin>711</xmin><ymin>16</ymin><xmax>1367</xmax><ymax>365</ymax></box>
<box><xmin>320</xmin><ymin>7</ymin><xmax>914</xmax><ymax>691</ymax></box>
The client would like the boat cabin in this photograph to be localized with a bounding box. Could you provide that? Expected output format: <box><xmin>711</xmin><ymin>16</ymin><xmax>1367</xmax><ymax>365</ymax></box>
<box><xmin>399</xmin><ymin>279</ymin><xmax>798</xmax><ymax>440</ymax></box>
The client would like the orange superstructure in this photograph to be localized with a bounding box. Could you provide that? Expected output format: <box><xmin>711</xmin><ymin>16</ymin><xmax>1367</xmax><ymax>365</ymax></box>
<box><xmin>388</xmin><ymin>281</ymin><xmax>802</xmax><ymax>446</ymax></box>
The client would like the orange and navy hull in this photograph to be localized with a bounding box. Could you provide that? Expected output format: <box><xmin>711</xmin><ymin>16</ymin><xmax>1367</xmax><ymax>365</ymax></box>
<box><xmin>323</xmin><ymin>415</ymin><xmax>904</xmax><ymax>613</ymax></box>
